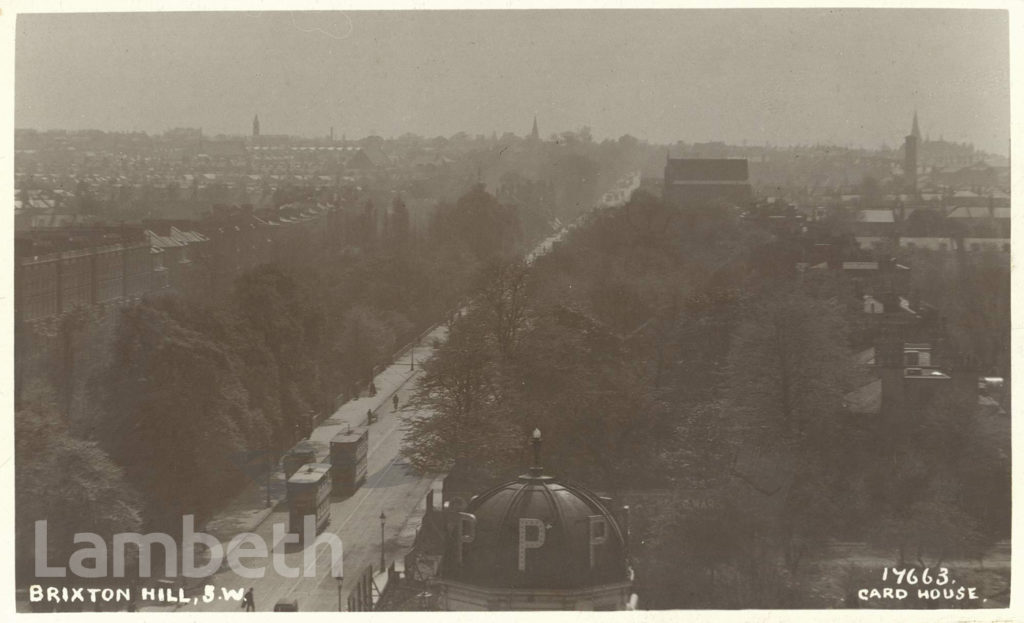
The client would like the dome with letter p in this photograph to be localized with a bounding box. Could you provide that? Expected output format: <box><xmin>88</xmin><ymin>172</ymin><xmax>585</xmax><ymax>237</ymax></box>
<box><xmin>438</xmin><ymin>431</ymin><xmax>629</xmax><ymax>591</ymax></box>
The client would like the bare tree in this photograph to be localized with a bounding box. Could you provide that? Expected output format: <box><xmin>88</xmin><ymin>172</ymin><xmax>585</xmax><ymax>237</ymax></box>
<box><xmin>476</xmin><ymin>259</ymin><xmax>530</xmax><ymax>357</ymax></box>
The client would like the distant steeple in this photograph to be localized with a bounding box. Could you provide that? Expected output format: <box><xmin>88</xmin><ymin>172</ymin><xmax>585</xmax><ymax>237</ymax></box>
<box><xmin>904</xmin><ymin>111</ymin><xmax>920</xmax><ymax>195</ymax></box>
<box><xmin>529</xmin><ymin>115</ymin><xmax>539</xmax><ymax>141</ymax></box>
<box><xmin>252</xmin><ymin>114</ymin><xmax>260</xmax><ymax>138</ymax></box>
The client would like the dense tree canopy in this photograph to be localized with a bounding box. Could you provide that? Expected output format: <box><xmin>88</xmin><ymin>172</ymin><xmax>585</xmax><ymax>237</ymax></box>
<box><xmin>16</xmin><ymin>384</ymin><xmax>142</xmax><ymax>581</ymax></box>
<box><xmin>403</xmin><ymin>190</ymin><xmax>1009</xmax><ymax>609</ymax></box>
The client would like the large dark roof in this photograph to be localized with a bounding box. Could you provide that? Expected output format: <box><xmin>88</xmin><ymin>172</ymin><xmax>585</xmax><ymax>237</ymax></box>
<box><xmin>439</xmin><ymin>472</ymin><xmax>628</xmax><ymax>590</ymax></box>
<box><xmin>665</xmin><ymin>158</ymin><xmax>749</xmax><ymax>182</ymax></box>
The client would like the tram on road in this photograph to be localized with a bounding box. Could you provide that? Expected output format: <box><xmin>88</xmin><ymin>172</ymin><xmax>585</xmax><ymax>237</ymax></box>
<box><xmin>286</xmin><ymin>463</ymin><xmax>332</xmax><ymax>537</ymax></box>
<box><xmin>330</xmin><ymin>428</ymin><xmax>369</xmax><ymax>497</ymax></box>
<box><xmin>283</xmin><ymin>440</ymin><xmax>318</xmax><ymax>479</ymax></box>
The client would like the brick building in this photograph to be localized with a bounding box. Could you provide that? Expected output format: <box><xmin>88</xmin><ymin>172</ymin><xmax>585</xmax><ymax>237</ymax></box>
<box><xmin>16</xmin><ymin>230</ymin><xmax>160</xmax><ymax>322</ymax></box>
<box><xmin>662</xmin><ymin>157</ymin><xmax>752</xmax><ymax>208</ymax></box>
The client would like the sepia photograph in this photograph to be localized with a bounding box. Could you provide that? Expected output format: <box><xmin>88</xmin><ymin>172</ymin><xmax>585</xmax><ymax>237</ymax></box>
<box><xmin>7</xmin><ymin>3</ymin><xmax>1015</xmax><ymax>615</ymax></box>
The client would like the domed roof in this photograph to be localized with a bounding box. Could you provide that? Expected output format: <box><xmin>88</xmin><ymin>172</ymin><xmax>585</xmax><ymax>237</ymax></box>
<box><xmin>439</xmin><ymin>448</ymin><xmax>629</xmax><ymax>590</ymax></box>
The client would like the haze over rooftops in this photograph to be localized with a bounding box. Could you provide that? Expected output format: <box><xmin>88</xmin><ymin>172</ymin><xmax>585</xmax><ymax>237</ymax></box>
<box><xmin>665</xmin><ymin>158</ymin><xmax>749</xmax><ymax>182</ymax></box>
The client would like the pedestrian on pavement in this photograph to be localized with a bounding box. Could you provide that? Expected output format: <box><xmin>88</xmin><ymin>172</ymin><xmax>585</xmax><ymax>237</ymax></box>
<box><xmin>393</xmin><ymin>394</ymin><xmax>399</xmax><ymax>411</ymax></box>
<box><xmin>369</xmin><ymin>381</ymin><xmax>377</xmax><ymax>397</ymax></box>
<box><xmin>243</xmin><ymin>588</ymin><xmax>255</xmax><ymax>612</ymax></box>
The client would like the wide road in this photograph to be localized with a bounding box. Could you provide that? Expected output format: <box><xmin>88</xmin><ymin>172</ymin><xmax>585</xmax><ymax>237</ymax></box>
<box><xmin>175</xmin><ymin>380</ymin><xmax>435</xmax><ymax>612</ymax></box>
<box><xmin>162</xmin><ymin>213</ymin><xmax>586</xmax><ymax>612</ymax></box>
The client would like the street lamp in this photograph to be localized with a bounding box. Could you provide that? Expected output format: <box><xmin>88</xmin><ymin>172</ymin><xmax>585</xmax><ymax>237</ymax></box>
<box><xmin>379</xmin><ymin>511</ymin><xmax>387</xmax><ymax>571</ymax></box>
<box><xmin>409</xmin><ymin>345</ymin><xmax>414</xmax><ymax>371</ymax></box>
<box><xmin>265</xmin><ymin>444</ymin><xmax>272</xmax><ymax>508</ymax></box>
<box><xmin>524</xmin><ymin>428</ymin><xmax>546</xmax><ymax>479</ymax></box>
<box><xmin>333</xmin><ymin>571</ymin><xmax>344</xmax><ymax>612</ymax></box>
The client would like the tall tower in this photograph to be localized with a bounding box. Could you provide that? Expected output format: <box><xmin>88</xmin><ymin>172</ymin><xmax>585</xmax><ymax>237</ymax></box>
<box><xmin>529</xmin><ymin>115</ymin><xmax>539</xmax><ymax>142</ymax></box>
<box><xmin>252</xmin><ymin>114</ymin><xmax>260</xmax><ymax>138</ymax></box>
<box><xmin>904</xmin><ymin>111</ymin><xmax>920</xmax><ymax>194</ymax></box>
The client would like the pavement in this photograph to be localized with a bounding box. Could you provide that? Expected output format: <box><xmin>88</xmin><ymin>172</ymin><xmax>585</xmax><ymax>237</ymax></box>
<box><xmin>135</xmin><ymin>222</ymin><xmax>577</xmax><ymax>612</ymax></box>
<box><xmin>139</xmin><ymin>323</ymin><xmax>450</xmax><ymax>613</ymax></box>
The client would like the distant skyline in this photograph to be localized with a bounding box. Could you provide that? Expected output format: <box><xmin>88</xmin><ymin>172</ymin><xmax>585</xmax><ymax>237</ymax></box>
<box><xmin>15</xmin><ymin>9</ymin><xmax>1011</xmax><ymax>155</ymax></box>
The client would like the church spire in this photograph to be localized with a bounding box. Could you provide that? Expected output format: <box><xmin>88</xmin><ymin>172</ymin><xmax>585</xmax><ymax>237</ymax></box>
<box><xmin>530</xmin><ymin>115</ymin><xmax>539</xmax><ymax>141</ymax></box>
<box><xmin>252</xmin><ymin>114</ymin><xmax>260</xmax><ymax>138</ymax></box>
<box><xmin>910</xmin><ymin>111</ymin><xmax>920</xmax><ymax>140</ymax></box>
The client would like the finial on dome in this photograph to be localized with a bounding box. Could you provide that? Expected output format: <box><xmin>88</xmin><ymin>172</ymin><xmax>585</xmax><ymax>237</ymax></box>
<box><xmin>530</xmin><ymin>429</ymin><xmax>543</xmax><ymax>477</ymax></box>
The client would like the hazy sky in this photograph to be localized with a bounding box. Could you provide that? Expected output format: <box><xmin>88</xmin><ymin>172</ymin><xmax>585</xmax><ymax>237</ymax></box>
<box><xmin>15</xmin><ymin>9</ymin><xmax>1011</xmax><ymax>154</ymax></box>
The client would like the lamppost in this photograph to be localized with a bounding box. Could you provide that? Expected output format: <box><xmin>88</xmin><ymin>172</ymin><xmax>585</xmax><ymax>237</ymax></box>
<box><xmin>379</xmin><ymin>511</ymin><xmax>387</xmax><ymax>571</ymax></box>
<box><xmin>530</xmin><ymin>428</ymin><xmax>543</xmax><ymax>476</ymax></box>
<box><xmin>334</xmin><ymin>571</ymin><xmax>344</xmax><ymax>612</ymax></box>
<box><xmin>409</xmin><ymin>345</ymin><xmax>414</xmax><ymax>371</ymax></box>
<box><xmin>265</xmin><ymin>441</ymin><xmax>272</xmax><ymax>508</ymax></box>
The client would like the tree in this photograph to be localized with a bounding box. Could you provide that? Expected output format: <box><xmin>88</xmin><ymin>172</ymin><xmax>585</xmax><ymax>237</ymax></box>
<box><xmin>726</xmin><ymin>292</ymin><xmax>859</xmax><ymax>448</ymax></box>
<box><xmin>505</xmin><ymin>303</ymin><xmax>672</xmax><ymax>493</ymax></box>
<box><xmin>16</xmin><ymin>383</ymin><xmax>142</xmax><ymax>581</ymax></box>
<box><xmin>430</xmin><ymin>184</ymin><xmax>523</xmax><ymax>263</ymax></box>
<box><xmin>638</xmin><ymin>493</ymin><xmax>799</xmax><ymax>609</ymax></box>
<box><xmin>390</xmin><ymin>195</ymin><xmax>411</xmax><ymax>244</ymax></box>
<box><xmin>334</xmin><ymin>305</ymin><xmax>403</xmax><ymax>389</ymax></box>
<box><xmin>476</xmin><ymin>259</ymin><xmax>529</xmax><ymax>357</ymax></box>
<box><xmin>861</xmin><ymin>387</ymin><xmax>1005</xmax><ymax>565</ymax></box>
<box><xmin>549</xmin><ymin>153</ymin><xmax>599</xmax><ymax>218</ymax></box>
<box><xmin>400</xmin><ymin>313</ymin><xmax>518</xmax><ymax>474</ymax></box>
<box><xmin>232</xmin><ymin>265</ymin><xmax>324</xmax><ymax>428</ymax></box>
<box><xmin>620</xmin><ymin>189</ymin><xmax>677</xmax><ymax>248</ymax></box>
<box><xmin>724</xmin><ymin>291</ymin><xmax>862</xmax><ymax>574</ymax></box>
<box><xmin>104</xmin><ymin>301</ymin><xmax>256</xmax><ymax>527</ymax></box>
